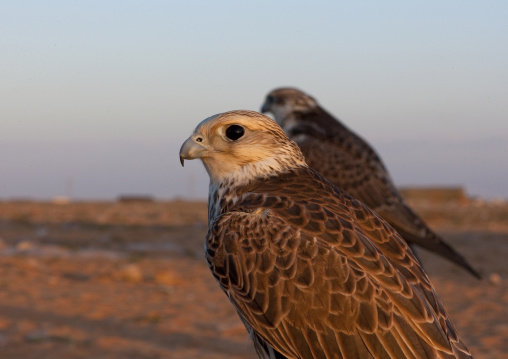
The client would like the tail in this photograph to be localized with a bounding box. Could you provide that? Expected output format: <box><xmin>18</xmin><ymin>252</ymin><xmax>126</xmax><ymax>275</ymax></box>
<box><xmin>375</xmin><ymin>199</ymin><xmax>482</xmax><ymax>279</ymax></box>
<box><xmin>399</xmin><ymin>227</ymin><xmax>481</xmax><ymax>279</ymax></box>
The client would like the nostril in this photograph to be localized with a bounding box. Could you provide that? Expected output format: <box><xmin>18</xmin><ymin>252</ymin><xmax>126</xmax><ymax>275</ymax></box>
<box><xmin>196</xmin><ymin>137</ymin><xmax>203</xmax><ymax>143</ymax></box>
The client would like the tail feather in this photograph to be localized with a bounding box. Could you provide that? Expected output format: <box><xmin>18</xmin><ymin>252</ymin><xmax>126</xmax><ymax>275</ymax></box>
<box><xmin>399</xmin><ymin>227</ymin><xmax>481</xmax><ymax>279</ymax></box>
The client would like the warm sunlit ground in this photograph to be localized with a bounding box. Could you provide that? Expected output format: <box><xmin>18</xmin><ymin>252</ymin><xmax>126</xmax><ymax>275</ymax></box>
<box><xmin>0</xmin><ymin>200</ymin><xmax>507</xmax><ymax>358</ymax></box>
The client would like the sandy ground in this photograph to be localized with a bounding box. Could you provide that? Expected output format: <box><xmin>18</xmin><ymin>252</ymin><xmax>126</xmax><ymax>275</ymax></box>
<box><xmin>0</xmin><ymin>200</ymin><xmax>507</xmax><ymax>358</ymax></box>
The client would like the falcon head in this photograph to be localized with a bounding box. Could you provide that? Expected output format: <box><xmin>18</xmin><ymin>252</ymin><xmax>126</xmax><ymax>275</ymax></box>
<box><xmin>261</xmin><ymin>87</ymin><xmax>318</xmax><ymax>124</ymax></box>
<box><xmin>179</xmin><ymin>110</ymin><xmax>305</xmax><ymax>185</ymax></box>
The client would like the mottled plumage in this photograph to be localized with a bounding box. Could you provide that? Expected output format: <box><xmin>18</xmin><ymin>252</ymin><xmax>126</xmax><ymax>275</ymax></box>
<box><xmin>179</xmin><ymin>110</ymin><xmax>473</xmax><ymax>358</ymax></box>
<box><xmin>261</xmin><ymin>88</ymin><xmax>480</xmax><ymax>279</ymax></box>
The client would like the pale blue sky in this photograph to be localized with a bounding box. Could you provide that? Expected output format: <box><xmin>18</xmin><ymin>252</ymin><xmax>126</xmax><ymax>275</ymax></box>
<box><xmin>1</xmin><ymin>1</ymin><xmax>507</xmax><ymax>200</ymax></box>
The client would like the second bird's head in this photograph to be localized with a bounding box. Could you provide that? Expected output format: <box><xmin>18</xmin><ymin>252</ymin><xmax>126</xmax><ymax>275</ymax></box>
<box><xmin>261</xmin><ymin>87</ymin><xmax>318</xmax><ymax>124</ymax></box>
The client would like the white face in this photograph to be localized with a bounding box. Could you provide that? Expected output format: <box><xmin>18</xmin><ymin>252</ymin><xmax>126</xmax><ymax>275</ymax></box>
<box><xmin>180</xmin><ymin>110</ymin><xmax>305</xmax><ymax>185</ymax></box>
<box><xmin>261</xmin><ymin>89</ymin><xmax>318</xmax><ymax>126</ymax></box>
<box><xmin>268</xmin><ymin>101</ymin><xmax>295</xmax><ymax>125</ymax></box>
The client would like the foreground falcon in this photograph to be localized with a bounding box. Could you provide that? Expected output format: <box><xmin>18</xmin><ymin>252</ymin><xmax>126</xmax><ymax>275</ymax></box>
<box><xmin>179</xmin><ymin>110</ymin><xmax>473</xmax><ymax>359</ymax></box>
<box><xmin>261</xmin><ymin>88</ymin><xmax>480</xmax><ymax>279</ymax></box>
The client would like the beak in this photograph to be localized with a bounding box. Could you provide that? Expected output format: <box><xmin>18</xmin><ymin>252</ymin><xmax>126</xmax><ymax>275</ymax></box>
<box><xmin>260</xmin><ymin>101</ymin><xmax>269</xmax><ymax>114</ymax></box>
<box><xmin>179</xmin><ymin>136</ymin><xmax>207</xmax><ymax>167</ymax></box>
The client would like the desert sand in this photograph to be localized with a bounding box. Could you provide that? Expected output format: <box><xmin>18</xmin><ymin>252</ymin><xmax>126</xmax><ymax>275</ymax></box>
<box><xmin>0</xmin><ymin>199</ymin><xmax>507</xmax><ymax>358</ymax></box>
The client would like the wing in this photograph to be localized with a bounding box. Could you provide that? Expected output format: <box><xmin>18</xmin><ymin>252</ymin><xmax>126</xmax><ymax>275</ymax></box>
<box><xmin>205</xmin><ymin>169</ymin><xmax>472</xmax><ymax>359</ymax></box>
<box><xmin>292</xmin><ymin>128</ymin><xmax>397</xmax><ymax>213</ymax></box>
<box><xmin>289</xmin><ymin>120</ymin><xmax>480</xmax><ymax>278</ymax></box>
<box><xmin>287</xmin><ymin>115</ymin><xmax>428</xmax><ymax>237</ymax></box>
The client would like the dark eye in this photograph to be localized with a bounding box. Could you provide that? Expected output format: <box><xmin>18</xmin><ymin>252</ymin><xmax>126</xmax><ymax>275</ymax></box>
<box><xmin>225</xmin><ymin>125</ymin><xmax>245</xmax><ymax>141</ymax></box>
<box><xmin>274</xmin><ymin>97</ymin><xmax>284</xmax><ymax>105</ymax></box>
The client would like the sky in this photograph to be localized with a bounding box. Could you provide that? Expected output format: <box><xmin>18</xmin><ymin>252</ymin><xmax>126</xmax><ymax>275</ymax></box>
<box><xmin>1</xmin><ymin>1</ymin><xmax>507</xmax><ymax>201</ymax></box>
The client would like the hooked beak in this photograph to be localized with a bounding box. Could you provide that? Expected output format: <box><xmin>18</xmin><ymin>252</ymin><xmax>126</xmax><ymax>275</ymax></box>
<box><xmin>179</xmin><ymin>136</ymin><xmax>207</xmax><ymax>167</ymax></box>
<box><xmin>260</xmin><ymin>101</ymin><xmax>270</xmax><ymax>114</ymax></box>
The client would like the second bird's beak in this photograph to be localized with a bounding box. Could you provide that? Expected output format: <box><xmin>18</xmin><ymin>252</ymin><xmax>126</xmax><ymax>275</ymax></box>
<box><xmin>260</xmin><ymin>101</ymin><xmax>269</xmax><ymax>114</ymax></box>
<box><xmin>179</xmin><ymin>136</ymin><xmax>207</xmax><ymax>167</ymax></box>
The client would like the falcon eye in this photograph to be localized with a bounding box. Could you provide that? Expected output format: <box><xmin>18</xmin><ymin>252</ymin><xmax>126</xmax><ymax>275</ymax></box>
<box><xmin>225</xmin><ymin>125</ymin><xmax>245</xmax><ymax>141</ymax></box>
<box><xmin>274</xmin><ymin>97</ymin><xmax>284</xmax><ymax>105</ymax></box>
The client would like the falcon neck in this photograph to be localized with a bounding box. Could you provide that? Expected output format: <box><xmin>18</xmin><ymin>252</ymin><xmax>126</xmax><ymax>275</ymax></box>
<box><xmin>206</xmin><ymin>165</ymin><xmax>310</xmax><ymax>224</ymax></box>
<box><xmin>208</xmin><ymin>181</ymin><xmax>228</xmax><ymax>223</ymax></box>
<box><xmin>207</xmin><ymin>176</ymin><xmax>252</xmax><ymax>223</ymax></box>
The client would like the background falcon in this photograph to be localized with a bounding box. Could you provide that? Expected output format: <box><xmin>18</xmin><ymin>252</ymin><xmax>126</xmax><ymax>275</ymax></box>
<box><xmin>179</xmin><ymin>110</ymin><xmax>473</xmax><ymax>359</ymax></box>
<box><xmin>261</xmin><ymin>88</ymin><xmax>480</xmax><ymax>279</ymax></box>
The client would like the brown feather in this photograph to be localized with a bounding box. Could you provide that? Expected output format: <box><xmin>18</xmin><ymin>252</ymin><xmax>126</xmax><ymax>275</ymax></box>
<box><xmin>205</xmin><ymin>166</ymin><xmax>473</xmax><ymax>358</ymax></box>
<box><xmin>261</xmin><ymin>88</ymin><xmax>481</xmax><ymax>279</ymax></box>
<box><xmin>181</xmin><ymin>110</ymin><xmax>474</xmax><ymax>358</ymax></box>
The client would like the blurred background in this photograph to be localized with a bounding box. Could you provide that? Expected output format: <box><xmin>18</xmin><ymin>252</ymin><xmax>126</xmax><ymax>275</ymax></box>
<box><xmin>1</xmin><ymin>2</ymin><xmax>508</xmax><ymax>359</ymax></box>
<box><xmin>1</xmin><ymin>1</ymin><xmax>507</xmax><ymax>201</ymax></box>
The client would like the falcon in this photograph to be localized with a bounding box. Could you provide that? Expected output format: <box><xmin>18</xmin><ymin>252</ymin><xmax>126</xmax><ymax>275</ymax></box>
<box><xmin>179</xmin><ymin>110</ymin><xmax>473</xmax><ymax>359</ymax></box>
<box><xmin>261</xmin><ymin>88</ymin><xmax>480</xmax><ymax>279</ymax></box>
